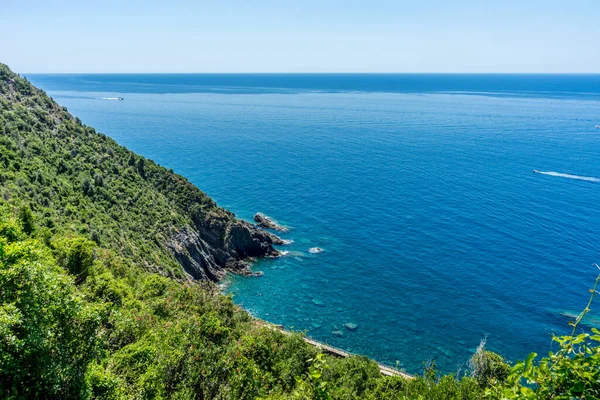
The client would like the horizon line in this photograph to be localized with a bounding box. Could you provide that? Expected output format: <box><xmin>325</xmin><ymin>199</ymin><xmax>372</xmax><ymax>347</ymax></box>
<box><xmin>21</xmin><ymin>71</ymin><xmax>600</xmax><ymax>75</ymax></box>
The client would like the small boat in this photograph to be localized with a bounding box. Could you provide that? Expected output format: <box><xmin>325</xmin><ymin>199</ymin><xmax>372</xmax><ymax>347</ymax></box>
<box><xmin>595</xmin><ymin>125</ymin><xmax>600</xmax><ymax>129</ymax></box>
<box><xmin>118</xmin><ymin>97</ymin><xmax>124</xmax><ymax>101</ymax></box>
<box><xmin>533</xmin><ymin>170</ymin><xmax>540</xmax><ymax>173</ymax></box>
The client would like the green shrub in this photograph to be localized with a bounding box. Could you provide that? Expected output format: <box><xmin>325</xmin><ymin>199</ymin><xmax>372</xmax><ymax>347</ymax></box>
<box><xmin>469</xmin><ymin>343</ymin><xmax>510</xmax><ymax>388</ymax></box>
<box><xmin>54</xmin><ymin>235</ymin><xmax>96</xmax><ymax>282</ymax></box>
<box><xmin>17</xmin><ymin>204</ymin><xmax>34</xmax><ymax>235</ymax></box>
<box><xmin>85</xmin><ymin>362</ymin><xmax>124</xmax><ymax>400</ymax></box>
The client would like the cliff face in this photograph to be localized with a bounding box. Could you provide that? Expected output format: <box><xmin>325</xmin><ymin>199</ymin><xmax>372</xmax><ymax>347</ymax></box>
<box><xmin>168</xmin><ymin>217</ymin><xmax>283</xmax><ymax>280</ymax></box>
<box><xmin>0</xmin><ymin>63</ymin><xmax>280</xmax><ymax>281</ymax></box>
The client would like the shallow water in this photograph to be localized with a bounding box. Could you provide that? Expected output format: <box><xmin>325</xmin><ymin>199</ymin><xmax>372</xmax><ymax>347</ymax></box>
<box><xmin>27</xmin><ymin>73</ymin><xmax>600</xmax><ymax>373</ymax></box>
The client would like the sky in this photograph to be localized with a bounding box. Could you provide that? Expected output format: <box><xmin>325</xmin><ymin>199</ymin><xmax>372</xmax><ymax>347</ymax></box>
<box><xmin>2</xmin><ymin>0</ymin><xmax>599</xmax><ymax>73</ymax></box>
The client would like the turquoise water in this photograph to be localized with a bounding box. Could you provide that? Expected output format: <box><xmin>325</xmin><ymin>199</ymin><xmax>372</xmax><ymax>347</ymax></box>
<box><xmin>27</xmin><ymin>74</ymin><xmax>600</xmax><ymax>373</ymax></box>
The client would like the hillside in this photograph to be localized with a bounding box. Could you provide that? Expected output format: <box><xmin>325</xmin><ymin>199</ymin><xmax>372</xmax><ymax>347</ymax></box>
<box><xmin>0</xmin><ymin>62</ymin><xmax>598</xmax><ymax>399</ymax></box>
<box><xmin>0</xmin><ymin>63</ymin><xmax>282</xmax><ymax>281</ymax></box>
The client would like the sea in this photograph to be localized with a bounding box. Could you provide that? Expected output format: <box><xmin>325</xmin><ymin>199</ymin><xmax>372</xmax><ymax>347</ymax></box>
<box><xmin>26</xmin><ymin>73</ymin><xmax>600</xmax><ymax>374</ymax></box>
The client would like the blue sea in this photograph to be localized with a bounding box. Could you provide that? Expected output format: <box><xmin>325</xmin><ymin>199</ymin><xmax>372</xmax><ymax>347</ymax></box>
<box><xmin>26</xmin><ymin>73</ymin><xmax>600</xmax><ymax>373</ymax></box>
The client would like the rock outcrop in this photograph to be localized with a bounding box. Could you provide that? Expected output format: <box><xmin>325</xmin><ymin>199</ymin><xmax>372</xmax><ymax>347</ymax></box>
<box><xmin>254</xmin><ymin>213</ymin><xmax>288</xmax><ymax>231</ymax></box>
<box><xmin>166</xmin><ymin>213</ymin><xmax>284</xmax><ymax>281</ymax></box>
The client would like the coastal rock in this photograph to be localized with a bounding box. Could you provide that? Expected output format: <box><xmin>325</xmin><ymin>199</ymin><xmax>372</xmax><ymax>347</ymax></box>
<box><xmin>166</xmin><ymin>226</ymin><xmax>228</xmax><ymax>281</ymax></box>
<box><xmin>165</xmin><ymin>214</ymin><xmax>284</xmax><ymax>281</ymax></box>
<box><xmin>254</xmin><ymin>212</ymin><xmax>288</xmax><ymax>231</ymax></box>
<box><xmin>225</xmin><ymin>221</ymin><xmax>282</xmax><ymax>257</ymax></box>
<box><xmin>308</xmin><ymin>247</ymin><xmax>324</xmax><ymax>254</ymax></box>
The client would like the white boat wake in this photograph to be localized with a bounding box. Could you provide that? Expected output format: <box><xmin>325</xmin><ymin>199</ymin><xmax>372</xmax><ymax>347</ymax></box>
<box><xmin>535</xmin><ymin>171</ymin><xmax>600</xmax><ymax>182</ymax></box>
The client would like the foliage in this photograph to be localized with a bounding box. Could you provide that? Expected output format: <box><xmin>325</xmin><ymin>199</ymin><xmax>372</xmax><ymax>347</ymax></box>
<box><xmin>359</xmin><ymin>363</ymin><xmax>484</xmax><ymax>400</ymax></box>
<box><xmin>53</xmin><ymin>235</ymin><xmax>96</xmax><ymax>281</ymax></box>
<box><xmin>0</xmin><ymin>210</ymin><xmax>101</xmax><ymax>398</ymax></box>
<box><xmin>469</xmin><ymin>341</ymin><xmax>511</xmax><ymax>388</ymax></box>
<box><xmin>300</xmin><ymin>353</ymin><xmax>334</xmax><ymax>400</ymax></box>
<box><xmin>17</xmin><ymin>205</ymin><xmax>34</xmax><ymax>235</ymax></box>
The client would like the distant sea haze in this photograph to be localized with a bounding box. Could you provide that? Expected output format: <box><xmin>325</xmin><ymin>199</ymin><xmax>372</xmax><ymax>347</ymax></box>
<box><xmin>28</xmin><ymin>73</ymin><xmax>600</xmax><ymax>97</ymax></box>
<box><xmin>27</xmin><ymin>73</ymin><xmax>600</xmax><ymax>373</ymax></box>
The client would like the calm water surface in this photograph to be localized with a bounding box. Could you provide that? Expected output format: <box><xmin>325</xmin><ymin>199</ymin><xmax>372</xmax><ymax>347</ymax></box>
<box><xmin>27</xmin><ymin>73</ymin><xmax>600</xmax><ymax>373</ymax></box>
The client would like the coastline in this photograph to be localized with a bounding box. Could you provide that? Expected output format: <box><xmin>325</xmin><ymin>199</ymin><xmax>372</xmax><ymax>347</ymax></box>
<box><xmin>253</xmin><ymin>318</ymin><xmax>414</xmax><ymax>379</ymax></box>
<box><xmin>23</xmin><ymin>70</ymin><xmax>600</xmax><ymax>377</ymax></box>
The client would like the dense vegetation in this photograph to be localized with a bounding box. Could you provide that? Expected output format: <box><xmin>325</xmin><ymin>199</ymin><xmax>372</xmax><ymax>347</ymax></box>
<box><xmin>1</xmin><ymin>62</ymin><xmax>599</xmax><ymax>399</ymax></box>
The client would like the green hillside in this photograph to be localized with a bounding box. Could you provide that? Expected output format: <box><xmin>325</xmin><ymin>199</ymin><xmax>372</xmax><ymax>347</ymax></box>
<box><xmin>0</xmin><ymin>63</ymin><xmax>283</xmax><ymax>282</ymax></box>
<box><xmin>0</xmin><ymin>63</ymin><xmax>598</xmax><ymax>399</ymax></box>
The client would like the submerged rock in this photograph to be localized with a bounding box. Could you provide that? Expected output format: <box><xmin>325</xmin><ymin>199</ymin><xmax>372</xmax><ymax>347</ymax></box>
<box><xmin>254</xmin><ymin>213</ymin><xmax>288</xmax><ymax>232</ymax></box>
<box><xmin>344</xmin><ymin>323</ymin><xmax>358</xmax><ymax>331</ymax></box>
<box><xmin>308</xmin><ymin>247</ymin><xmax>324</xmax><ymax>254</ymax></box>
<box><xmin>332</xmin><ymin>330</ymin><xmax>344</xmax><ymax>337</ymax></box>
<box><xmin>312</xmin><ymin>299</ymin><xmax>325</xmax><ymax>307</ymax></box>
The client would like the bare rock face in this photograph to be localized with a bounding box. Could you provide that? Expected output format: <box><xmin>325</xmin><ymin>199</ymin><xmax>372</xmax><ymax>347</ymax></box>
<box><xmin>166</xmin><ymin>226</ymin><xmax>227</xmax><ymax>281</ymax></box>
<box><xmin>165</xmin><ymin>217</ymin><xmax>283</xmax><ymax>282</ymax></box>
<box><xmin>225</xmin><ymin>221</ymin><xmax>282</xmax><ymax>258</ymax></box>
<box><xmin>253</xmin><ymin>213</ymin><xmax>288</xmax><ymax>231</ymax></box>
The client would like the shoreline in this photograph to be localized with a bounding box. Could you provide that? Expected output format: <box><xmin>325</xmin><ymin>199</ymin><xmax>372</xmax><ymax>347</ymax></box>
<box><xmin>254</xmin><ymin>319</ymin><xmax>414</xmax><ymax>379</ymax></box>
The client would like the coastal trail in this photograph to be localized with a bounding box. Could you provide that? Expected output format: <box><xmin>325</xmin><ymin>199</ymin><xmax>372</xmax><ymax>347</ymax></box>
<box><xmin>256</xmin><ymin>320</ymin><xmax>414</xmax><ymax>379</ymax></box>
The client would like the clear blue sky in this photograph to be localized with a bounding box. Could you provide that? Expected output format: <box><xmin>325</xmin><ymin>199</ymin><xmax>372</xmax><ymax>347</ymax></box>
<box><xmin>2</xmin><ymin>0</ymin><xmax>599</xmax><ymax>73</ymax></box>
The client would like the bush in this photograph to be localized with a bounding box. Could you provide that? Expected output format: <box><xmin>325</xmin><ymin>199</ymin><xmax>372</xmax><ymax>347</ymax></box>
<box><xmin>469</xmin><ymin>342</ymin><xmax>510</xmax><ymax>388</ymax></box>
<box><xmin>54</xmin><ymin>236</ymin><xmax>96</xmax><ymax>282</ymax></box>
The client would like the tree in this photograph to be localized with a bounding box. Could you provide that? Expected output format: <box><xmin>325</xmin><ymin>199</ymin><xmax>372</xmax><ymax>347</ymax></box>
<box><xmin>82</xmin><ymin>178</ymin><xmax>93</xmax><ymax>195</ymax></box>
<box><xmin>137</xmin><ymin>157</ymin><xmax>145</xmax><ymax>178</ymax></box>
<box><xmin>94</xmin><ymin>173</ymin><xmax>104</xmax><ymax>187</ymax></box>
<box><xmin>17</xmin><ymin>204</ymin><xmax>34</xmax><ymax>235</ymax></box>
